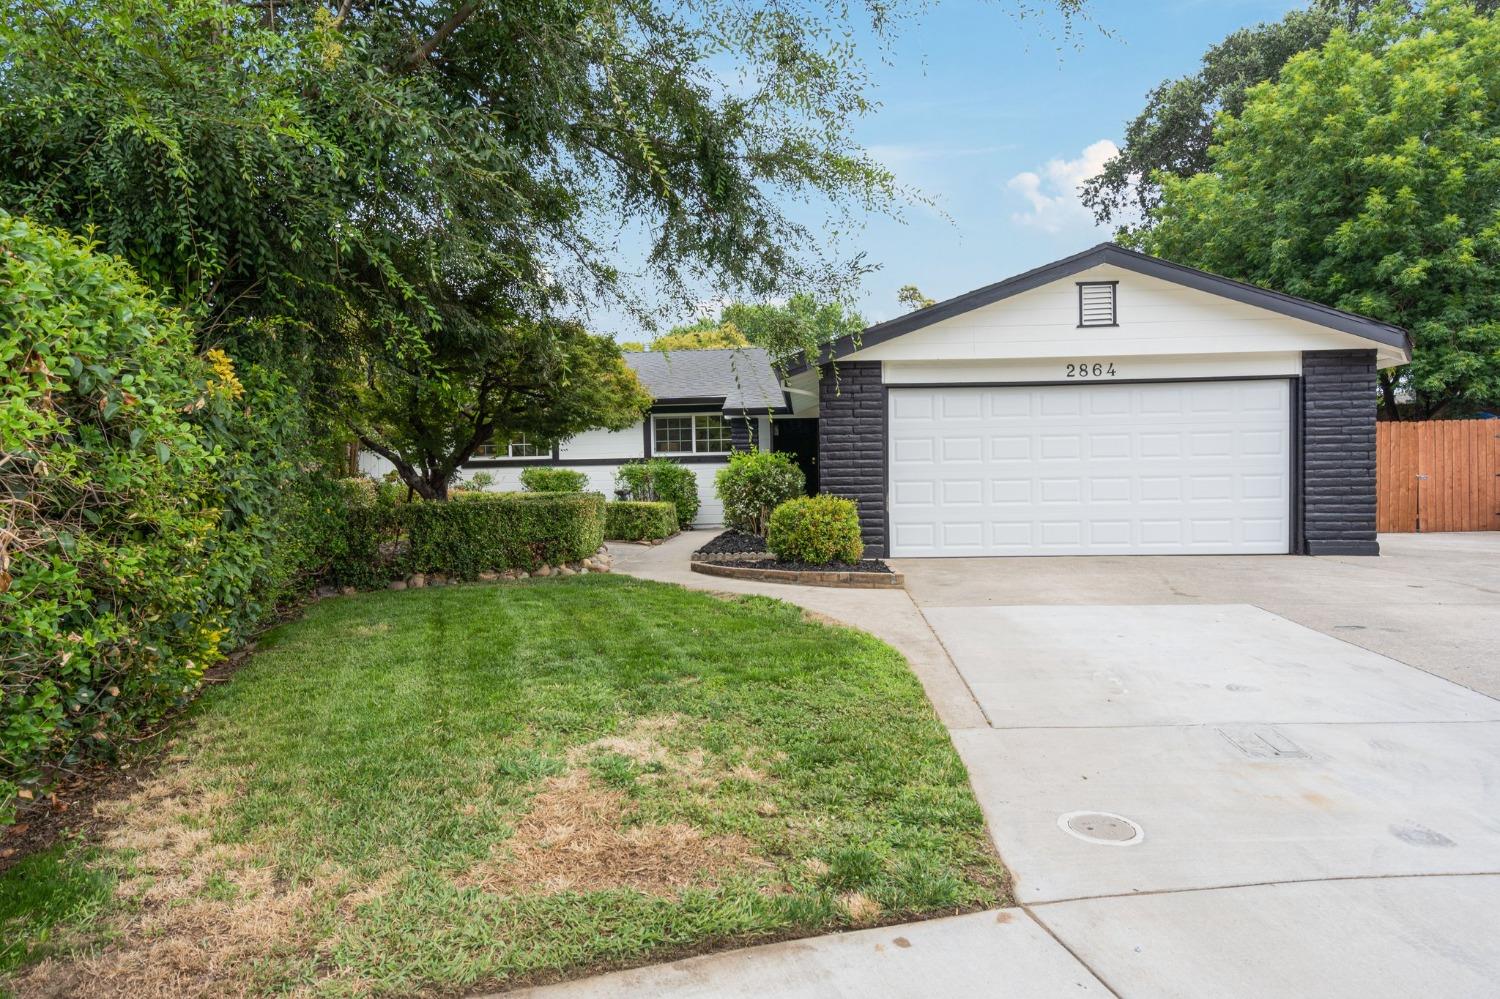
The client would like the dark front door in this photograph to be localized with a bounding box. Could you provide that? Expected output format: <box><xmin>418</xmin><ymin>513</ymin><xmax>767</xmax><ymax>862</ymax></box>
<box><xmin>771</xmin><ymin>418</ymin><xmax>820</xmax><ymax>494</ymax></box>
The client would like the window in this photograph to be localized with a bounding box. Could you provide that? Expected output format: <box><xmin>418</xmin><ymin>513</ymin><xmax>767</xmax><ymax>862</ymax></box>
<box><xmin>654</xmin><ymin>413</ymin><xmax>731</xmax><ymax>455</ymax></box>
<box><xmin>474</xmin><ymin>433</ymin><xmax>546</xmax><ymax>459</ymax></box>
<box><xmin>1077</xmin><ymin>281</ymin><xmax>1118</xmax><ymax>327</ymax></box>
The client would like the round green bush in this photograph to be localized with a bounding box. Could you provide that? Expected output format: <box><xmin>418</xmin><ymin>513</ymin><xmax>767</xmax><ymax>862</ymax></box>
<box><xmin>616</xmin><ymin>458</ymin><xmax>699</xmax><ymax>528</ymax></box>
<box><xmin>519</xmin><ymin>466</ymin><xmax>587</xmax><ymax>493</ymax></box>
<box><xmin>766</xmin><ymin>495</ymin><xmax>864</xmax><ymax>565</ymax></box>
<box><xmin>715</xmin><ymin>449</ymin><xmax>805</xmax><ymax>536</ymax></box>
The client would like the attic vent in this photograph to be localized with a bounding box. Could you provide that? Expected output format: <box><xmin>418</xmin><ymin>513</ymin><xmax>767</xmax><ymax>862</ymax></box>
<box><xmin>1077</xmin><ymin>281</ymin><xmax>1118</xmax><ymax>327</ymax></box>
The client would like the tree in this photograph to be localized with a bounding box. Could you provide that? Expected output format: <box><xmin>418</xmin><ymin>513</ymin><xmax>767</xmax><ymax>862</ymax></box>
<box><xmin>648</xmin><ymin>322</ymin><xmax>752</xmax><ymax>351</ymax></box>
<box><xmin>717</xmin><ymin>295</ymin><xmax>868</xmax><ymax>359</ymax></box>
<box><xmin>1082</xmin><ymin>2</ymin><xmax>1391</xmax><ymax>224</ymax></box>
<box><xmin>1126</xmin><ymin>1</ymin><xmax>1500</xmax><ymax>418</ymax></box>
<box><xmin>897</xmin><ymin>284</ymin><xmax>937</xmax><ymax>311</ymax></box>
<box><xmin>342</xmin><ymin>317</ymin><xmax>652</xmax><ymax>500</ymax></box>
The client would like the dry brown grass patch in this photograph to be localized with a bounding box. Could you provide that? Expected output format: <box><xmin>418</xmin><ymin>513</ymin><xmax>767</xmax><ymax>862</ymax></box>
<box><xmin>459</xmin><ymin>768</ymin><xmax>761</xmax><ymax>897</ymax></box>
<box><xmin>839</xmin><ymin>891</ymin><xmax>882</xmax><ymax>925</ymax></box>
<box><xmin>10</xmin><ymin>763</ymin><xmax>339</xmax><ymax>999</ymax></box>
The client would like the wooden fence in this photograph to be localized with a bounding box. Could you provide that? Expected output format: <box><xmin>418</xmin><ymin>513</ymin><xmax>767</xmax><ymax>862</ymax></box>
<box><xmin>1377</xmin><ymin>419</ymin><xmax>1500</xmax><ymax>533</ymax></box>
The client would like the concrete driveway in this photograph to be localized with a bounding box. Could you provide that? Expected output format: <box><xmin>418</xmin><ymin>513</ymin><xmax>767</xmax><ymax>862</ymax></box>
<box><xmin>523</xmin><ymin>532</ymin><xmax>1500</xmax><ymax>998</ymax></box>
<box><xmin>904</xmin><ymin>534</ymin><xmax>1500</xmax><ymax>996</ymax></box>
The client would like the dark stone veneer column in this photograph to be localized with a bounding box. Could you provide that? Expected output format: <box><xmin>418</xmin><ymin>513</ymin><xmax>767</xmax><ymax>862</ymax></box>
<box><xmin>817</xmin><ymin>361</ymin><xmax>887</xmax><ymax>557</ymax></box>
<box><xmin>1301</xmin><ymin>349</ymin><xmax>1379</xmax><ymax>555</ymax></box>
<box><xmin>728</xmin><ymin>415</ymin><xmax>756</xmax><ymax>453</ymax></box>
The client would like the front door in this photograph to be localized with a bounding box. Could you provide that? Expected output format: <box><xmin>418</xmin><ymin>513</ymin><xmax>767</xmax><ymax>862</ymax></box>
<box><xmin>771</xmin><ymin>418</ymin><xmax>820</xmax><ymax>494</ymax></box>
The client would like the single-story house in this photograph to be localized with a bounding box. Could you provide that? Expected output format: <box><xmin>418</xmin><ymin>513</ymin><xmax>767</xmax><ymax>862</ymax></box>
<box><xmin>782</xmin><ymin>242</ymin><xmax>1409</xmax><ymax>559</ymax></box>
<box><xmin>361</xmin><ymin>242</ymin><xmax>1409</xmax><ymax>557</ymax></box>
<box><xmin>359</xmin><ymin>346</ymin><xmax>794</xmax><ymax>527</ymax></box>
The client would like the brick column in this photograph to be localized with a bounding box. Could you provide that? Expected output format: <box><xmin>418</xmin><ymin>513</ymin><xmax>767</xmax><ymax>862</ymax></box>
<box><xmin>728</xmin><ymin>415</ymin><xmax>755</xmax><ymax>453</ymax></box>
<box><xmin>817</xmin><ymin>361</ymin><xmax>887</xmax><ymax>557</ymax></box>
<box><xmin>1302</xmin><ymin>349</ymin><xmax>1379</xmax><ymax>555</ymax></box>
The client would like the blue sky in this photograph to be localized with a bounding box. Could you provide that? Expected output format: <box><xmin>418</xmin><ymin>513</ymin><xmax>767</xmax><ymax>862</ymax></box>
<box><xmin>594</xmin><ymin>0</ymin><xmax>1303</xmax><ymax>340</ymax></box>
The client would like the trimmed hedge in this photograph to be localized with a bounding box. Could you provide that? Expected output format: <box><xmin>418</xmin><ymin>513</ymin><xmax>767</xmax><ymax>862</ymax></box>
<box><xmin>616</xmin><ymin>458</ymin><xmax>700</xmax><ymax>528</ymax></box>
<box><xmin>767</xmin><ymin>495</ymin><xmax>864</xmax><ymax>565</ymax></box>
<box><xmin>716</xmin><ymin>450</ymin><xmax>805</xmax><ymax>536</ymax></box>
<box><xmin>605</xmin><ymin>501</ymin><xmax>678</xmax><ymax>541</ymax></box>
<box><xmin>519</xmin><ymin>466</ymin><xmax>587</xmax><ymax>493</ymax></box>
<box><xmin>402</xmin><ymin>491</ymin><xmax>605</xmax><ymax>577</ymax></box>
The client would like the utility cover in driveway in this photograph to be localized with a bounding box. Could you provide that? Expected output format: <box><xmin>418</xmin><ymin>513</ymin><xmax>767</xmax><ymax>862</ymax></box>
<box><xmin>886</xmin><ymin>381</ymin><xmax>1290</xmax><ymax>556</ymax></box>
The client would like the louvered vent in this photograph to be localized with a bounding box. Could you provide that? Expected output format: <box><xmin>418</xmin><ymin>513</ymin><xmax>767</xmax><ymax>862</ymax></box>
<box><xmin>1078</xmin><ymin>281</ymin><xmax>1118</xmax><ymax>327</ymax></box>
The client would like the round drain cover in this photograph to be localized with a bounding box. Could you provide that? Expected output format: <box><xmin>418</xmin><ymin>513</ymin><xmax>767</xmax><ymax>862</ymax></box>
<box><xmin>1058</xmin><ymin>810</ymin><xmax>1143</xmax><ymax>846</ymax></box>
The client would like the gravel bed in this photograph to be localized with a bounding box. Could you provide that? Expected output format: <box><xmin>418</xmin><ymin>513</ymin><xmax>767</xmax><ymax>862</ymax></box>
<box><xmin>693</xmin><ymin>529</ymin><xmax>769</xmax><ymax>557</ymax></box>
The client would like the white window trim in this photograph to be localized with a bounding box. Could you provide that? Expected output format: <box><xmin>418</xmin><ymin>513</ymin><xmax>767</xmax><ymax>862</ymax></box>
<box><xmin>652</xmin><ymin>412</ymin><xmax>732</xmax><ymax>456</ymax></box>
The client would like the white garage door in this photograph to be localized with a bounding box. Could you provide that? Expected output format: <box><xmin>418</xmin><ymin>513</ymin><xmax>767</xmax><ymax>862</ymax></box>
<box><xmin>887</xmin><ymin>380</ymin><xmax>1290</xmax><ymax>557</ymax></box>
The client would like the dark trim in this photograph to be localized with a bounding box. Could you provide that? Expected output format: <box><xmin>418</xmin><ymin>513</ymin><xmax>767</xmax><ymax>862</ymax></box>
<box><xmin>650</xmin><ymin>400</ymin><xmax>727</xmax><ymax>412</ymax></box>
<box><xmin>464</xmin><ymin>454</ymin><xmax>731</xmax><ymax>469</ymax></box>
<box><xmin>1076</xmin><ymin>280</ymin><xmax>1119</xmax><ymax>329</ymax></box>
<box><xmin>464</xmin><ymin>458</ymin><xmax>555</xmax><ymax>469</ymax></box>
<box><xmin>784</xmin><ymin>242</ymin><xmax>1410</xmax><ymax>374</ymax></box>
<box><xmin>642</xmin><ymin>418</ymin><xmax>652</xmax><ymax>459</ymax></box>
<box><xmin>551</xmin><ymin>442</ymin><xmax>561</xmax><ymax>461</ymax></box>
<box><xmin>1289</xmin><ymin>375</ymin><xmax>1304</xmax><ymax>555</ymax></box>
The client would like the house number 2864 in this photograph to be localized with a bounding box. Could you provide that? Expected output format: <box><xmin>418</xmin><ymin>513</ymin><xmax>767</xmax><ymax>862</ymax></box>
<box><xmin>1065</xmin><ymin>361</ymin><xmax>1117</xmax><ymax>378</ymax></box>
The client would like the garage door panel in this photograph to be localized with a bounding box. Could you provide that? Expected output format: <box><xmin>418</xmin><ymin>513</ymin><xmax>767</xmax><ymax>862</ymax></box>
<box><xmin>887</xmin><ymin>381</ymin><xmax>1290</xmax><ymax>557</ymax></box>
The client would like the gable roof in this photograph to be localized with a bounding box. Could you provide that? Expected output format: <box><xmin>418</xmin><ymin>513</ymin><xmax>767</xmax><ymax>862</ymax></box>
<box><xmin>624</xmin><ymin>347</ymin><xmax>789</xmax><ymax>413</ymax></box>
<box><xmin>787</xmin><ymin>242</ymin><xmax>1410</xmax><ymax>373</ymax></box>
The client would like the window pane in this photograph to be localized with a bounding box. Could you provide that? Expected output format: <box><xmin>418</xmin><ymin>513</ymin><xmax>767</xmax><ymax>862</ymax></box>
<box><xmin>695</xmin><ymin>414</ymin><xmax>730</xmax><ymax>453</ymax></box>
<box><xmin>509</xmin><ymin>434</ymin><xmax>544</xmax><ymax>457</ymax></box>
<box><xmin>654</xmin><ymin>416</ymin><xmax>694</xmax><ymax>453</ymax></box>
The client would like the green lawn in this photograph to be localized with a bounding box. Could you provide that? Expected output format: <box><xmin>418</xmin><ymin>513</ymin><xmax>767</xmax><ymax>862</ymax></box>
<box><xmin>2</xmin><ymin>575</ymin><xmax>1005</xmax><ymax>997</ymax></box>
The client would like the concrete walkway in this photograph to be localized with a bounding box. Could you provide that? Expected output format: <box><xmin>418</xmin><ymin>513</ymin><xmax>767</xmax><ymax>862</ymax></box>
<box><xmin>514</xmin><ymin>533</ymin><xmax>1500</xmax><ymax>998</ymax></box>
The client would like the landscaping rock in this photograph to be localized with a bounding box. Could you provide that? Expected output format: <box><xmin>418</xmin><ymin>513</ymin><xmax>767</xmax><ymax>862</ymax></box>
<box><xmin>316</xmin><ymin>585</ymin><xmax>338</xmax><ymax>598</ymax></box>
<box><xmin>535</xmin><ymin>565</ymin><xmax>551</xmax><ymax>577</ymax></box>
<box><xmin>517</xmin><ymin>571</ymin><xmax>530</xmax><ymax>579</ymax></box>
<box><xmin>430</xmin><ymin>573</ymin><xmax>448</xmax><ymax>586</ymax></box>
<box><xmin>477</xmin><ymin>571</ymin><xmax>499</xmax><ymax>582</ymax></box>
<box><xmin>340</xmin><ymin>586</ymin><xmax>356</xmax><ymax>596</ymax></box>
<box><xmin>557</xmin><ymin>565</ymin><xmax>575</xmax><ymax>576</ymax></box>
<box><xmin>388</xmin><ymin>580</ymin><xmax>407</xmax><ymax>591</ymax></box>
<box><xmin>408</xmin><ymin>573</ymin><xmax>426</xmax><ymax>588</ymax></box>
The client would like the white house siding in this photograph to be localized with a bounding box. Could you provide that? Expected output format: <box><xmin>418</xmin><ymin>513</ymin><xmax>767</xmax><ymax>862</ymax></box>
<box><xmin>845</xmin><ymin>263</ymin><xmax>1405</xmax><ymax>367</ymax></box>
<box><xmin>354</xmin><ymin>414</ymin><xmax>775</xmax><ymax>529</ymax></box>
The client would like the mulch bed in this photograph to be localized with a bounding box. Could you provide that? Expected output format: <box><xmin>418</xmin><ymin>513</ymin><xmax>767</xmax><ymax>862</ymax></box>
<box><xmin>693</xmin><ymin>529</ymin><xmax>768</xmax><ymax>557</ymax></box>
<box><xmin>706</xmin><ymin>557</ymin><xmax>894</xmax><ymax>574</ymax></box>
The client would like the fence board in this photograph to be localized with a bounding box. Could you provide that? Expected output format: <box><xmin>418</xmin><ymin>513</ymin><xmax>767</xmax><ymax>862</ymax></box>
<box><xmin>1377</xmin><ymin>420</ymin><xmax>1500</xmax><ymax>532</ymax></box>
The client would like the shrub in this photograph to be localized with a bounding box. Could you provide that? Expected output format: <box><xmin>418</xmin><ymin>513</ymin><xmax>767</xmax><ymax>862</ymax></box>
<box><xmin>520</xmin><ymin>466</ymin><xmax>588</xmax><ymax>493</ymax></box>
<box><xmin>0</xmin><ymin>214</ymin><xmax>289</xmax><ymax>821</ymax></box>
<box><xmin>402</xmin><ymin>492</ymin><xmax>605</xmax><ymax>577</ymax></box>
<box><xmin>616</xmin><ymin>458</ymin><xmax>700</xmax><ymax>528</ymax></box>
<box><xmin>715</xmin><ymin>450</ymin><xmax>805</xmax><ymax>536</ymax></box>
<box><xmin>605</xmin><ymin>501</ymin><xmax>678</xmax><ymax>541</ymax></box>
<box><xmin>767</xmin><ymin>495</ymin><xmax>864</xmax><ymax>565</ymax></box>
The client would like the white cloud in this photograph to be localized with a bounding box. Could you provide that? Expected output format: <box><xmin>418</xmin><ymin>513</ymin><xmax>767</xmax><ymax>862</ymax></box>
<box><xmin>1006</xmin><ymin>139</ymin><xmax>1118</xmax><ymax>234</ymax></box>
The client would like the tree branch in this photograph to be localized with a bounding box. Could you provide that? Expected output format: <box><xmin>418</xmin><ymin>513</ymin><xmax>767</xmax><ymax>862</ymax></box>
<box><xmin>408</xmin><ymin>1</ymin><xmax>482</xmax><ymax>69</ymax></box>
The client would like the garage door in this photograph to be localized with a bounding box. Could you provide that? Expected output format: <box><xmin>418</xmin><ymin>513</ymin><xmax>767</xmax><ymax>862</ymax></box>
<box><xmin>887</xmin><ymin>380</ymin><xmax>1290</xmax><ymax>557</ymax></box>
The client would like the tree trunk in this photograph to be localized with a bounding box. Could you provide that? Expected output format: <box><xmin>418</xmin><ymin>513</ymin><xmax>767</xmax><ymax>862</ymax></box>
<box><xmin>1378</xmin><ymin>370</ymin><xmax>1401</xmax><ymax>421</ymax></box>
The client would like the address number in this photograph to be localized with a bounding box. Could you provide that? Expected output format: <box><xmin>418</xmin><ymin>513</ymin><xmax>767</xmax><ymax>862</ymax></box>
<box><xmin>1065</xmin><ymin>361</ymin><xmax>1117</xmax><ymax>378</ymax></box>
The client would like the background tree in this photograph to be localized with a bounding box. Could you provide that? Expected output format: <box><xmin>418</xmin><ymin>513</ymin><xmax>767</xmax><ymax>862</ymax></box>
<box><xmin>1082</xmin><ymin>1</ymin><xmax>1399</xmax><ymax>224</ymax></box>
<box><xmin>646</xmin><ymin>322</ymin><xmax>752</xmax><ymax>351</ymax></box>
<box><xmin>897</xmin><ymin>284</ymin><xmax>937</xmax><ymax>311</ymax></box>
<box><xmin>1126</xmin><ymin>1</ymin><xmax>1500</xmax><ymax>418</ymax></box>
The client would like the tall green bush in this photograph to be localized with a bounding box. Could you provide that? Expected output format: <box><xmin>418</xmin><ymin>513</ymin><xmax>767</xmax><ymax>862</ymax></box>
<box><xmin>715</xmin><ymin>450</ymin><xmax>806</xmax><ymax>536</ymax></box>
<box><xmin>402</xmin><ymin>492</ymin><xmax>606</xmax><ymax>577</ymax></box>
<box><xmin>520</xmin><ymin>467</ymin><xmax>588</xmax><ymax>493</ymax></box>
<box><xmin>0</xmin><ymin>214</ymin><xmax>292</xmax><ymax>821</ymax></box>
<box><xmin>616</xmin><ymin>459</ymin><xmax>700</xmax><ymax>528</ymax></box>
<box><xmin>767</xmin><ymin>496</ymin><xmax>864</xmax><ymax>565</ymax></box>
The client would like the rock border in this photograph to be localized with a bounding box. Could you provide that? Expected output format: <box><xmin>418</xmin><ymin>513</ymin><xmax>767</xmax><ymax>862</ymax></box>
<box><xmin>689</xmin><ymin>559</ymin><xmax>904</xmax><ymax>589</ymax></box>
